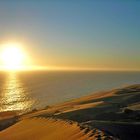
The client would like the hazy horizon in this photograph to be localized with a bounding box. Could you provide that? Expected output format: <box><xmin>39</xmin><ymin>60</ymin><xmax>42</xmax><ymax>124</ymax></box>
<box><xmin>0</xmin><ymin>0</ymin><xmax>139</xmax><ymax>71</ymax></box>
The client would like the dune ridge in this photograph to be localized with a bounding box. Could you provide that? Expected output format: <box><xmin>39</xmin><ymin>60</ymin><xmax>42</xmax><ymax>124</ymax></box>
<box><xmin>0</xmin><ymin>84</ymin><xmax>140</xmax><ymax>140</ymax></box>
<box><xmin>0</xmin><ymin>117</ymin><xmax>96</xmax><ymax>140</ymax></box>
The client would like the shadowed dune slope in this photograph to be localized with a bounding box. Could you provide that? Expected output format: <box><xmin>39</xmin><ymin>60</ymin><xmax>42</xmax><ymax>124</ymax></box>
<box><xmin>21</xmin><ymin>84</ymin><xmax>140</xmax><ymax>122</ymax></box>
<box><xmin>1</xmin><ymin>85</ymin><xmax>139</xmax><ymax>140</ymax></box>
<box><xmin>20</xmin><ymin>84</ymin><xmax>140</xmax><ymax>140</ymax></box>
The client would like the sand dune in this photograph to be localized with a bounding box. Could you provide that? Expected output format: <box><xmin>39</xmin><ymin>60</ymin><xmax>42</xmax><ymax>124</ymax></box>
<box><xmin>0</xmin><ymin>117</ymin><xmax>94</xmax><ymax>140</ymax></box>
<box><xmin>0</xmin><ymin>84</ymin><xmax>140</xmax><ymax>140</ymax></box>
<box><xmin>127</xmin><ymin>102</ymin><xmax>140</xmax><ymax>110</ymax></box>
<box><xmin>20</xmin><ymin>84</ymin><xmax>140</xmax><ymax>140</ymax></box>
<box><xmin>20</xmin><ymin>90</ymin><xmax>115</xmax><ymax>120</ymax></box>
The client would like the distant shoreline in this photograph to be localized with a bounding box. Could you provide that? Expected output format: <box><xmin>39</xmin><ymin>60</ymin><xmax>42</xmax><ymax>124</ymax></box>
<box><xmin>0</xmin><ymin>84</ymin><xmax>140</xmax><ymax>139</ymax></box>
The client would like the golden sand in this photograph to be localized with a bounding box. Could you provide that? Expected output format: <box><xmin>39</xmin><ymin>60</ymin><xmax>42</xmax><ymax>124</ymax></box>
<box><xmin>0</xmin><ymin>117</ymin><xmax>93</xmax><ymax>140</ymax></box>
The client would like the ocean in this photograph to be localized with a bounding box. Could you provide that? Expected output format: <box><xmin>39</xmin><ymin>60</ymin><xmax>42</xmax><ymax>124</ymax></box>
<box><xmin>0</xmin><ymin>71</ymin><xmax>140</xmax><ymax>113</ymax></box>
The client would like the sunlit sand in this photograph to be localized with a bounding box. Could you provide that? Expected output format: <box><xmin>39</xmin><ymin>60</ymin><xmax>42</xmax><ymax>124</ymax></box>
<box><xmin>0</xmin><ymin>117</ymin><xmax>94</xmax><ymax>140</ymax></box>
<box><xmin>0</xmin><ymin>85</ymin><xmax>140</xmax><ymax>139</ymax></box>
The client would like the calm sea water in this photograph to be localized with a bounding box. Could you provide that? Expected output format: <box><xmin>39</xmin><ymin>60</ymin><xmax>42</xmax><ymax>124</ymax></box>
<box><xmin>0</xmin><ymin>71</ymin><xmax>140</xmax><ymax>113</ymax></box>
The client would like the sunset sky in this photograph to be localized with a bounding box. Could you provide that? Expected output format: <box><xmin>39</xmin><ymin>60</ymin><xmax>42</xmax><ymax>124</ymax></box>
<box><xmin>0</xmin><ymin>0</ymin><xmax>139</xmax><ymax>71</ymax></box>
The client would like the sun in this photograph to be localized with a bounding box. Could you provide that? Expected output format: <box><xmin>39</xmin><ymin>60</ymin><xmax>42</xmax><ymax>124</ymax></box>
<box><xmin>0</xmin><ymin>43</ymin><xmax>26</xmax><ymax>70</ymax></box>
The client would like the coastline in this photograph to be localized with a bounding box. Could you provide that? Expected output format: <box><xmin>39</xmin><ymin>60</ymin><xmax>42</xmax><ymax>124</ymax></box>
<box><xmin>0</xmin><ymin>84</ymin><xmax>140</xmax><ymax>140</ymax></box>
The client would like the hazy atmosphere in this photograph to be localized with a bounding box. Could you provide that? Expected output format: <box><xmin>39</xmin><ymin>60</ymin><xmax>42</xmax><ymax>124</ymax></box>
<box><xmin>0</xmin><ymin>0</ymin><xmax>139</xmax><ymax>71</ymax></box>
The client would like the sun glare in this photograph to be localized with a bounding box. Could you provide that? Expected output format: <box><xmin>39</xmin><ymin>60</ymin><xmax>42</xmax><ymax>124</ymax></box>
<box><xmin>0</xmin><ymin>43</ymin><xmax>26</xmax><ymax>70</ymax></box>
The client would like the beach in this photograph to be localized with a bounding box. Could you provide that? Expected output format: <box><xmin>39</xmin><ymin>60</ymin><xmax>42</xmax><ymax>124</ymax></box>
<box><xmin>0</xmin><ymin>71</ymin><xmax>139</xmax><ymax>113</ymax></box>
<box><xmin>0</xmin><ymin>84</ymin><xmax>140</xmax><ymax>140</ymax></box>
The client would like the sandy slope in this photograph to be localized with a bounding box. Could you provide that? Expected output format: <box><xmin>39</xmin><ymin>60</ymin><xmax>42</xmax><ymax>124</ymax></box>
<box><xmin>19</xmin><ymin>84</ymin><xmax>140</xmax><ymax>140</ymax></box>
<box><xmin>0</xmin><ymin>117</ymin><xmax>94</xmax><ymax>140</ymax></box>
<box><xmin>20</xmin><ymin>89</ymin><xmax>115</xmax><ymax>120</ymax></box>
<box><xmin>0</xmin><ymin>84</ymin><xmax>139</xmax><ymax>140</ymax></box>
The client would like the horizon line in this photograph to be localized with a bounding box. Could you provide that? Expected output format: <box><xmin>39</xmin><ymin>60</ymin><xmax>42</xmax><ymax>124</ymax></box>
<box><xmin>0</xmin><ymin>66</ymin><xmax>140</xmax><ymax>72</ymax></box>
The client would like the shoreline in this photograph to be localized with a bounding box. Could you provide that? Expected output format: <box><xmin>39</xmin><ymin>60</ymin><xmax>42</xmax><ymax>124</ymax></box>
<box><xmin>0</xmin><ymin>84</ymin><xmax>140</xmax><ymax>140</ymax></box>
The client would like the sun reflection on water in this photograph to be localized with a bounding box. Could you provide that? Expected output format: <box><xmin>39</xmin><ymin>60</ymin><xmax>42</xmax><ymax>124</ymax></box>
<box><xmin>0</xmin><ymin>72</ymin><xmax>33</xmax><ymax>113</ymax></box>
